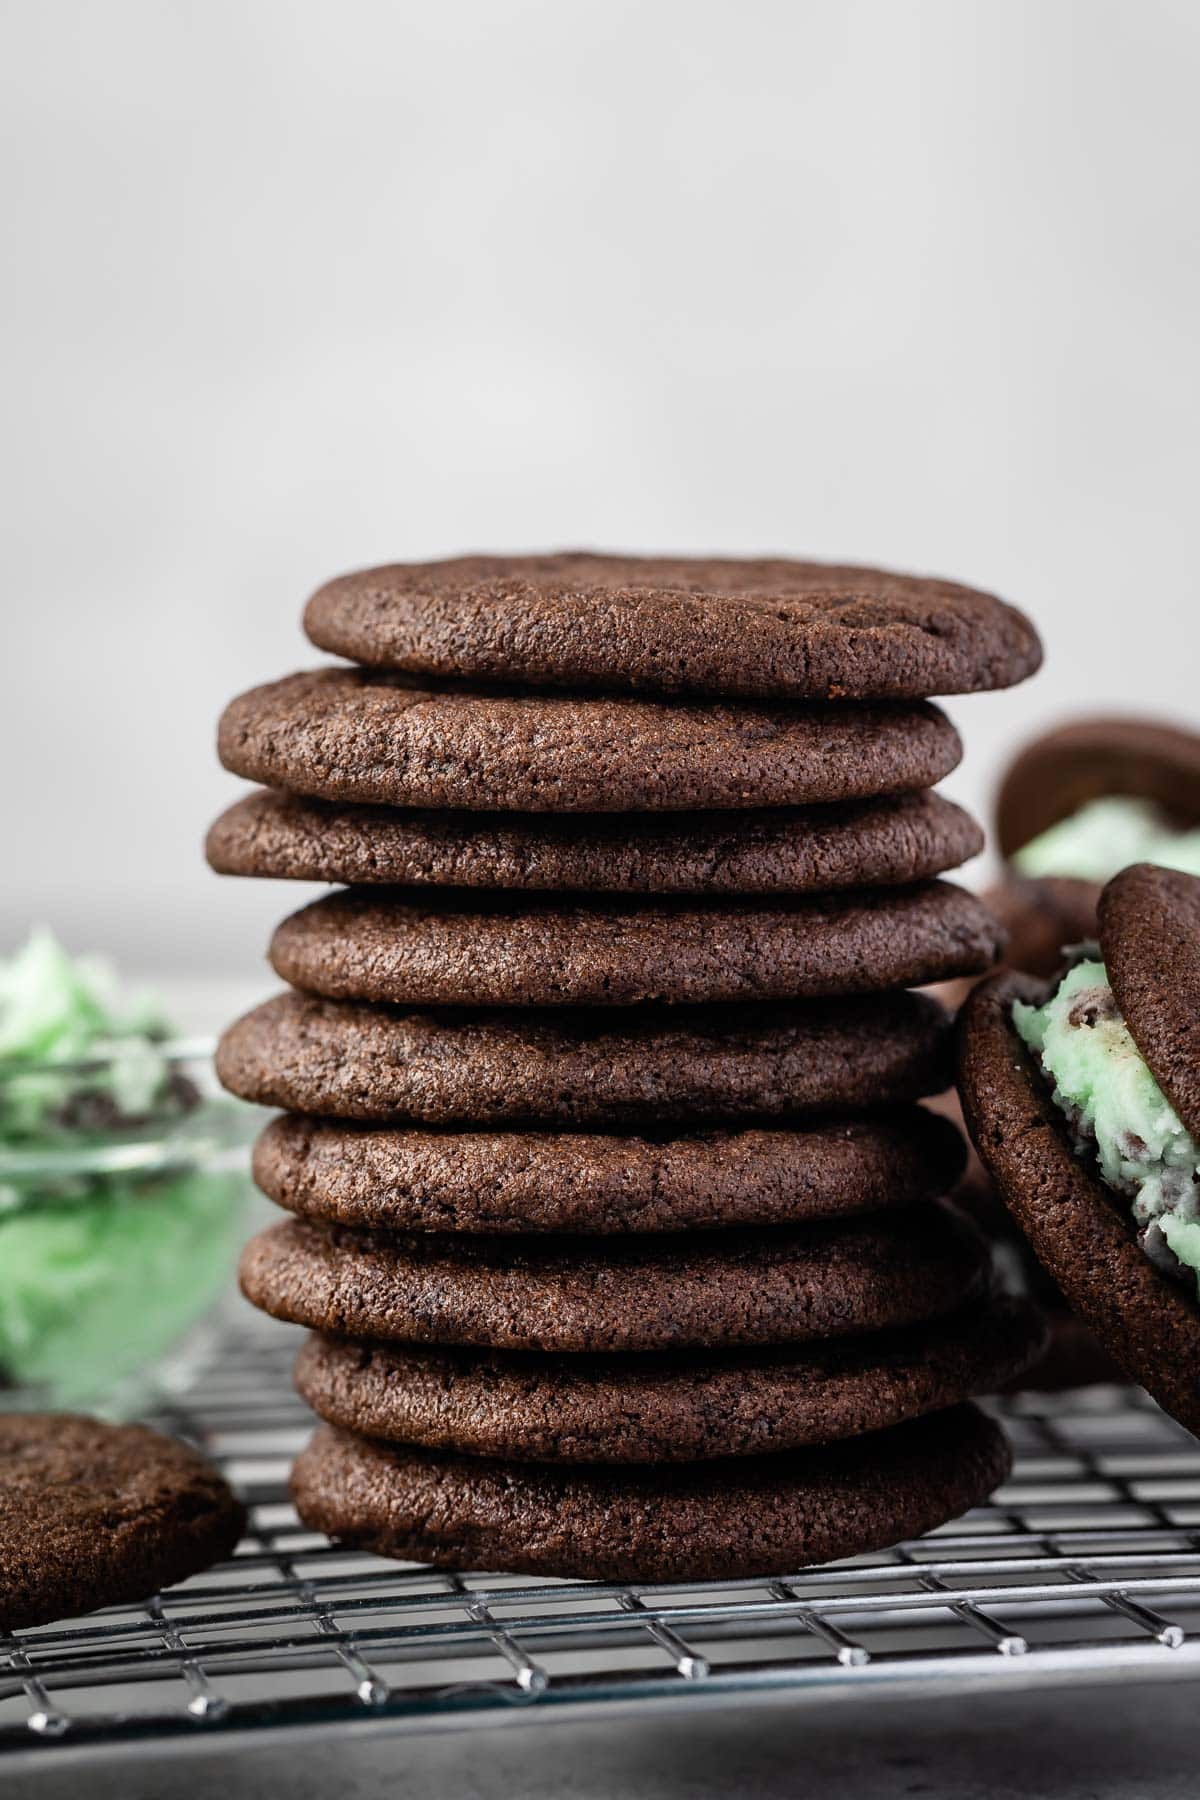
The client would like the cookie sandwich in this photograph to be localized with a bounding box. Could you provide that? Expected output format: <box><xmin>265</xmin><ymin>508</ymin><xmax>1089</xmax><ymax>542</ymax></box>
<box><xmin>960</xmin><ymin>863</ymin><xmax>1200</xmax><ymax>1430</ymax></box>
<box><xmin>935</xmin><ymin>719</ymin><xmax>1200</xmax><ymax>1384</ymax></box>
<box><xmin>988</xmin><ymin>718</ymin><xmax>1200</xmax><ymax>978</ymax></box>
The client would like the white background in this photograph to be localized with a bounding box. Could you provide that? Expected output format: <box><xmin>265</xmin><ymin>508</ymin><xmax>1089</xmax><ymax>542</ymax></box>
<box><xmin>3</xmin><ymin>0</ymin><xmax>1198</xmax><ymax>994</ymax></box>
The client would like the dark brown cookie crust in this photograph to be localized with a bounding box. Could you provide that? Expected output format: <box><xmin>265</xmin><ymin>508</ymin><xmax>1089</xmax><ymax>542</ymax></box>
<box><xmin>290</xmin><ymin>1404</ymin><xmax>1012</xmax><ymax>1582</ymax></box>
<box><xmin>239</xmin><ymin>1205</ymin><xmax>988</xmax><ymax>1354</ymax></box>
<box><xmin>294</xmin><ymin>1297</ymin><xmax>1045</xmax><ymax>1463</ymax></box>
<box><xmin>269</xmin><ymin>881</ymin><xmax>1003</xmax><ymax>1010</ymax></box>
<box><xmin>252</xmin><ymin>1107</ymin><xmax>967</xmax><ymax>1235</ymax></box>
<box><xmin>217</xmin><ymin>669</ymin><xmax>962</xmax><ymax>813</ymax></box>
<box><xmin>980</xmin><ymin>876</ymin><xmax>1102</xmax><ymax>978</ymax></box>
<box><xmin>206</xmin><ymin>788</ymin><xmax>984</xmax><ymax>895</ymax></box>
<box><xmin>996</xmin><ymin>717</ymin><xmax>1200</xmax><ymax>858</ymax></box>
<box><xmin>931</xmin><ymin>1094</ymin><xmax>1122</xmax><ymax>1391</ymax></box>
<box><xmin>0</xmin><ymin>1416</ymin><xmax>245</xmax><ymax>1633</ymax></box>
<box><xmin>303</xmin><ymin>553</ymin><xmax>1041</xmax><ymax>702</ymax></box>
<box><xmin>957</xmin><ymin>968</ymin><xmax>1200</xmax><ymax>1433</ymax></box>
<box><xmin>216</xmin><ymin>989</ymin><xmax>954</xmax><ymax>1127</ymax></box>
<box><xmin>1100</xmin><ymin>864</ymin><xmax>1200</xmax><ymax>1142</ymax></box>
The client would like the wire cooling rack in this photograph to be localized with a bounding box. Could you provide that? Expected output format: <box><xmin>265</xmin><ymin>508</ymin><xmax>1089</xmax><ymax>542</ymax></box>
<box><xmin>5</xmin><ymin>1325</ymin><xmax>1200</xmax><ymax>1768</ymax></box>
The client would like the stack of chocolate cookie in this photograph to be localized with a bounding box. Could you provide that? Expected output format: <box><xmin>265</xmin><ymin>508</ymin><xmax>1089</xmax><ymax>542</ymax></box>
<box><xmin>210</xmin><ymin>554</ymin><xmax>1045</xmax><ymax>1582</ymax></box>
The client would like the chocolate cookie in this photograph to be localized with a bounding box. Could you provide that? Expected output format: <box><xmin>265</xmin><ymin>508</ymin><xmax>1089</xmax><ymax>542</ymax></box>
<box><xmin>252</xmin><ymin>1107</ymin><xmax>967</xmax><ymax>1235</ymax></box>
<box><xmin>294</xmin><ymin>1296</ymin><xmax>1044</xmax><ymax>1463</ymax></box>
<box><xmin>239</xmin><ymin>1205</ymin><xmax>988</xmax><ymax>1353</ymax></box>
<box><xmin>0</xmin><ymin>1416</ymin><xmax>245</xmax><ymax>1633</ymax></box>
<box><xmin>958</xmin><ymin>968</ymin><xmax>1200</xmax><ymax>1432</ymax></box>
<box><xmin>206</xmin><ymin>788</ymin><xmax>984</xmax><ymax>895</ymax></box>
<box><xmin>217</xmin><ymin>669</ymin><xmax>962</xmax><ymax>813</ymax></box>
<box><xmin>996</xmin><ymin>717</ymin><xmax>1200</xmax><ymax>858</ymax></box>
<box><xmin>942</xmin><ymin>1127</ymin><xmax>1121</xmax><ymax>1391</ymax></box>
<box><xmin>216</xmin><ymin>989</ymin><xmax>954</xmax><ymax>1127</ymax></box>
<box><xmin>290</xmin><ymin>1403</ymin><xmax>1011</xmax><ymax>1582</ymax></box>
<box><xmin>979</xmin><ymin>875</ymin><xmax>1102</xmax><ymax>978</ymax></box>
<box><xmin>303</xmin><ymin>553</ymin><xmax>1041</xmax><ymax>702</ymax></box>
<box><xmin>268</xmin><ymin>881</ymin><xmax>1003</xmax><ymax>1010</ymax></box>
<box><xmin>1100</xmin><ymin>864</ymin><xmax>1200</xmax><ymax>1139</ymax></box>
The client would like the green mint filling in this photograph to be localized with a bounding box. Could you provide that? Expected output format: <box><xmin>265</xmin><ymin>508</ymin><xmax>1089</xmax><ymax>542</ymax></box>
<box><xmin>1013</xmin><ymin>959</ymin><xmax>1200</xmax><ymax>1291</ymax></box>
<box><xmin>1013</xmin><ymin>796</ymin><xmax>1200</xmax><ymax>884</ymax></box>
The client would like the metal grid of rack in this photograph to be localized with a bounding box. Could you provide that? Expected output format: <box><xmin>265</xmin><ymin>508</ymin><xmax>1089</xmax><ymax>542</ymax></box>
<box><xmin>5</xmin><ymin>1325</ymin><xmax>1200</xmax><ymax>1767</ymax></box>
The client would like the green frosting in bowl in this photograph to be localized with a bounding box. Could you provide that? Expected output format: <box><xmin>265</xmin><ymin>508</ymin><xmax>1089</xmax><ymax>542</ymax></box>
<box><xmin>0</xmin><ymin>929</ymin><xmax>252</xmax><ymax>1411</ymax></box>
<box><xmin>0</xmin><ymin>1166</ymin><xmax>245</xmax><ymax>1406</ymax></box>
<box><xmin>1014</xmin><ymin>958</ymin><xmax>1200</xmax><ymax>1289</ymax></box>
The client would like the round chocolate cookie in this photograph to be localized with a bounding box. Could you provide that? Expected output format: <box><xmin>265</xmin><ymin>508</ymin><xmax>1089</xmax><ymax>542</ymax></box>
<box><xmin>239</xmin><ymin>1205</ymin><xmax>988</xmax><ymax>1353</ymax></box>
<box><xmin>290</xmin><ymin>1403</ymin><xmax>1011</xmax><ymax>1582</ymax></box>
<box><xmin>269</xmin><ymin>881</ymin><xmax>1003</xmax><ymax>1010</ymax></box>
<box><xmin>294</xmin><ymin>1296</ymin><xmax>1045</xmax><ymax>1463</ymax></box>
<box><xmin>979</xmin><ymin>875</ymin><xmax>1102</xmax><ymax>979</ymax></box>
<box><xmin>216</xmin><ymin>989</ymin><xmax>954</xmax><ymax>1127</ymax></box>
<box><xmin>303</xmin><ymin>553</ymin><xmax>1041</xmax><ymax>702</ymax></box>
<box><xmin>217</xmin><ymin>669</ymin><xmax>962</xmax><ymax>813</ymax></box>
<box><xmin>996</xmin><ymin>717</ymin><xmax>1200</xmax><ymax>859</ymax></box>
<box><xmin>1100</xmin><ymin>864</ymin><xmax>1200</xmax><ymax>1141</ymax></box>
<box><xmin>0</xmin><ymin>1416</ymin><xmax>245</xmax><ymax>1633</ymax></box>
<box><xmin>958</xmin><ymin>968</ymin><xmax>1200</xmax><ymax>1432</ymax></box>
<box><xmin>253</xmin><ymin>1107</ymin><xmax>967</xmax><ymax>1235</ymax></box>
<box><xmin>206</xmin><ymin>788</ymin><xmax>983</xmax><ymax>895</ymax></box>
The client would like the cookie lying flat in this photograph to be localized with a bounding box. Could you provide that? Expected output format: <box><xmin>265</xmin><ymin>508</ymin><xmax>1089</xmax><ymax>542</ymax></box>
<box><xmin>206</xmin><ymin>788</ymin><xmax>983</xmax><ymax>895</ymax></box>
<box><xmin>252</xmin><ymin>1107</ymin><xmax>967</xmax><ymax>1235</ymax></box>
<box><xmin>240</xmin><ymin>1205</ymin><xmax>987</xmax><ymax>1353</ymax></box>
<box><xmin>269</xmin><ymin>881</ymin><xmax>1003</xmax><ymax>1009</ymax></box>
<box><xmin>217</xmin><ymin>989</ymin><xmax>953</xmax><ymax>1127</ymax></box>
<box><xmin>291</xmin><ymin>1404</ymin><xmax>1011</xmax><ymax>1582</ymax></box>
<box><xmin>217</xmin><ymin>669</ymin><xmax>961</xmax><ymax>813</ymax></box>
<box><xmin>0</xmin><ymin>1416</ymin><xmax>245</xmax><ymax>1633</ymax></box>
<box><xmin>303</xmin><ymin>552</ymin><xmax>1041</xmax><ymax>702</ymax></box>
<box><xmin>958</xmin><ymin>963</ymin><xmax>1200</xmax><ymax>1431</ymax></box>
<box><xmin>294</xmin><ymin>1296</ymin><xmax>1045</xmax><ymax>1463</ymax></box>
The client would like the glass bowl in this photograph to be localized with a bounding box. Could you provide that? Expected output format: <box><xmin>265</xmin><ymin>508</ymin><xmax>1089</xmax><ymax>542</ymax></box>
<box><xmin>0</xmin><ymin>1037</ymin><xmax>257</xmax><ymax>1416</ymax></box>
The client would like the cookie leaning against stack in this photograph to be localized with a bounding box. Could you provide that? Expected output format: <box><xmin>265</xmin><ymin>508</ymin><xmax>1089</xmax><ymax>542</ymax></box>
<box><xmin>211</xmin><ymin>552</ymin><xmax>1044</xmax><ymax>1581</ymax></box>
